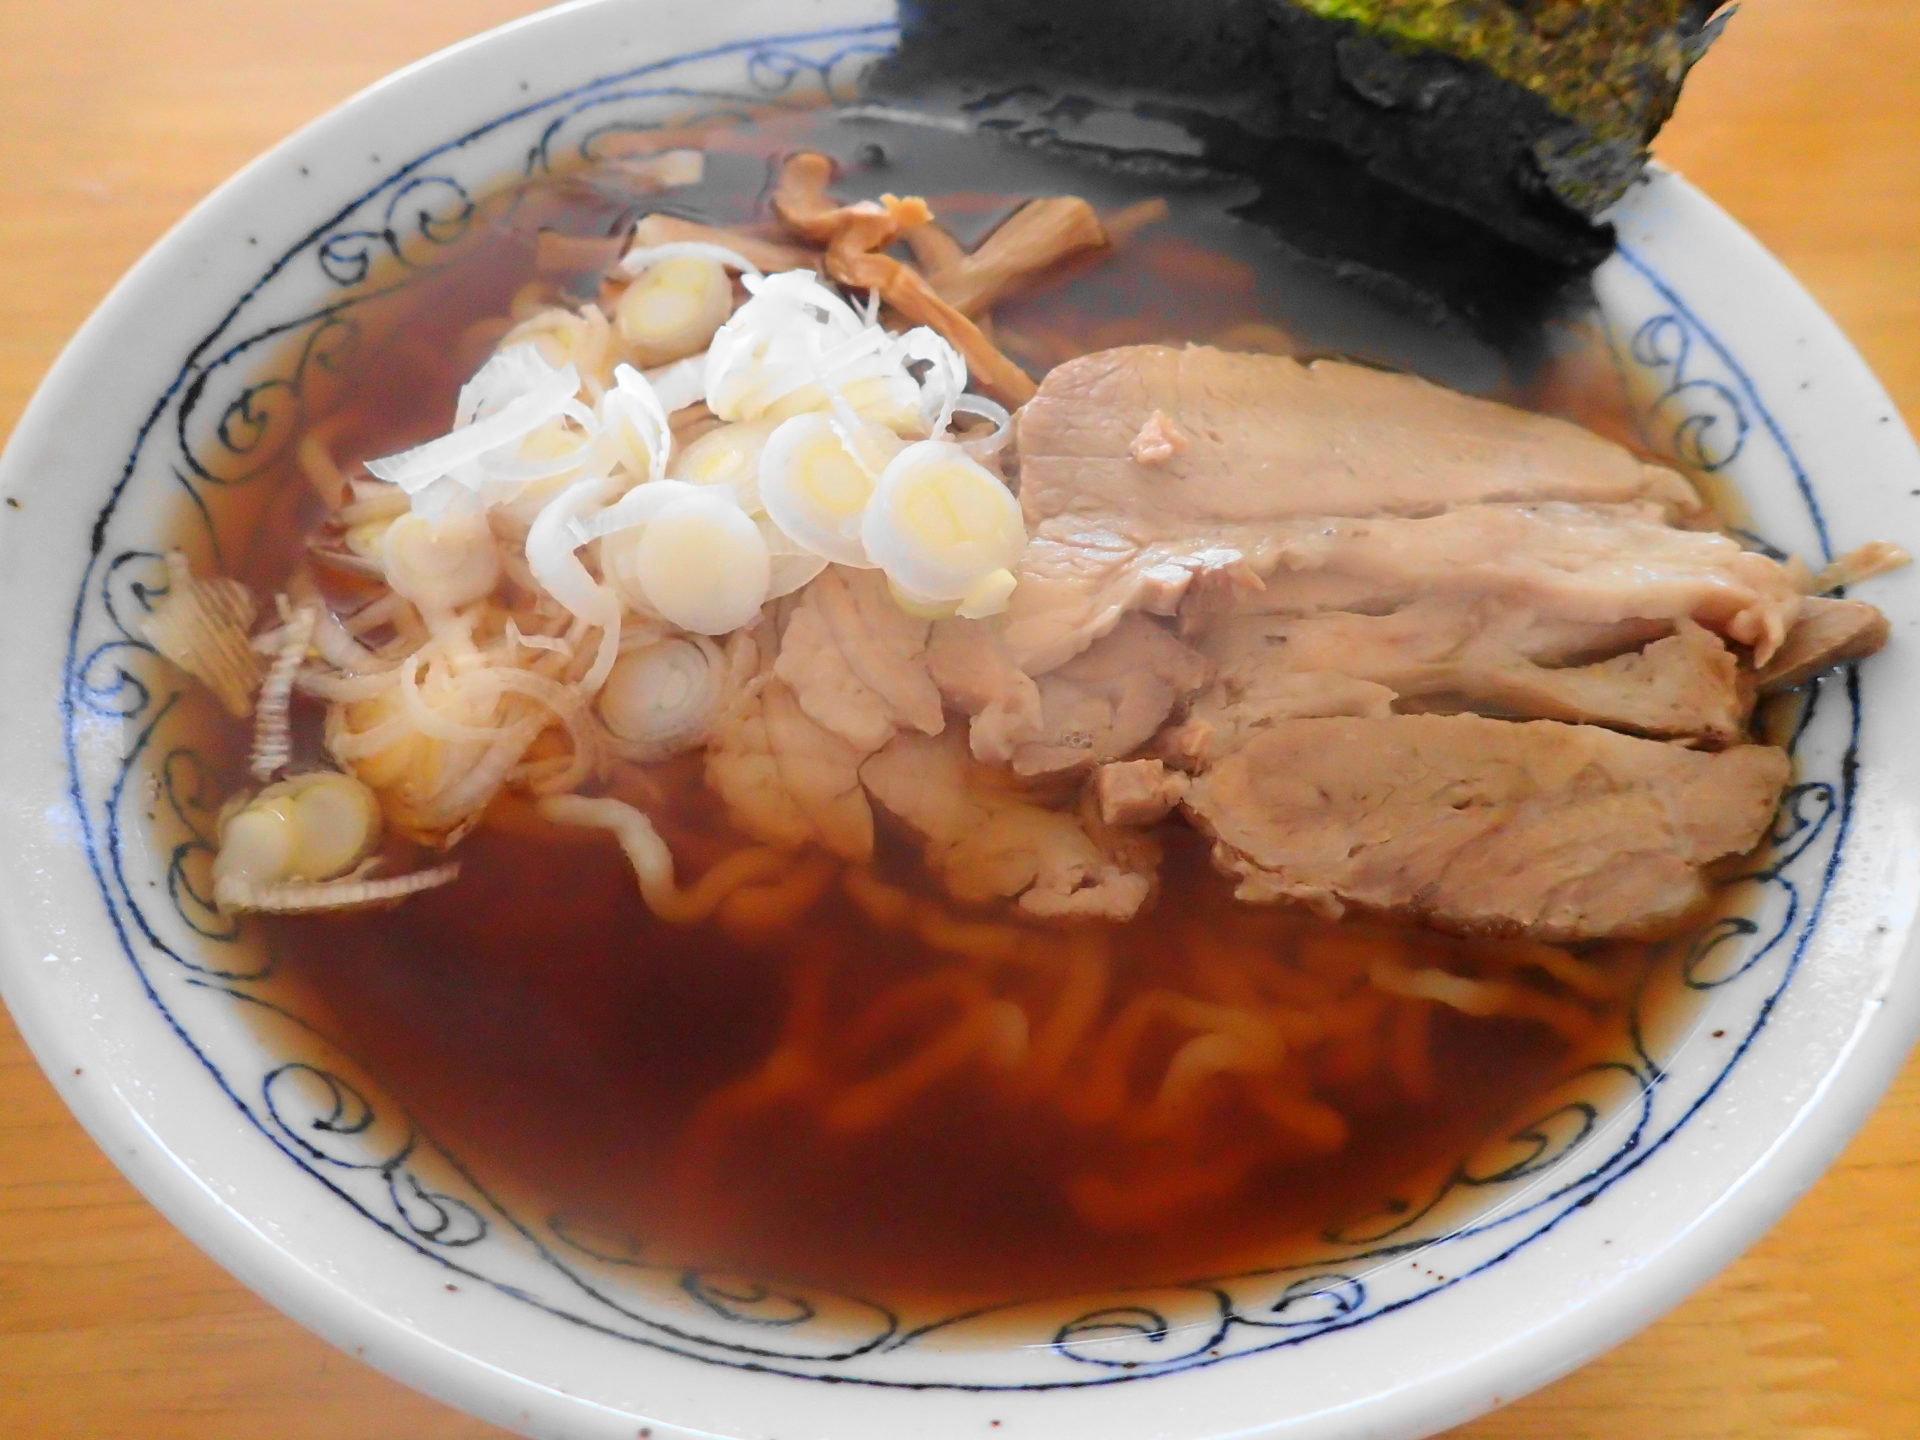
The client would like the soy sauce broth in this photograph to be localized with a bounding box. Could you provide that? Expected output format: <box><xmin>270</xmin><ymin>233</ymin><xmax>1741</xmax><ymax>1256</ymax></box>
<box><xmin>188</xmin><ymin>105</ymin><xmax>1679</xmax><ymax>1311</ymax></box>
<box><xmin>263</xmin><ymin>811</ymin><xmax>1609</xmax><ymax>1303</ymax></box>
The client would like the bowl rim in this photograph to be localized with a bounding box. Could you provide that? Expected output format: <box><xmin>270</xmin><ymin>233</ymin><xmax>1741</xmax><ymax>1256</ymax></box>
<box><xmin>3</xmin><ymin>2</ymin><xmax>1919</xmax><ymax>1437</ymax></box>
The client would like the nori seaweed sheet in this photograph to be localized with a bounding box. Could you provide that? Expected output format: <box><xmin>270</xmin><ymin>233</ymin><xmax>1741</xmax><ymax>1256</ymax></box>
<box><xmin>868</xmin><ymin>0</ymin><xmax>1731</xmax><ymax>343</ymax></box>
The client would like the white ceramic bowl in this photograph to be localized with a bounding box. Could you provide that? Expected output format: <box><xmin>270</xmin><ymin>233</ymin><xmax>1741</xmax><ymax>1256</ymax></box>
<box><xmin>3</xmin><ymin>3</ymin><xmax>1918</xmax><ymax>1437</ymax></box>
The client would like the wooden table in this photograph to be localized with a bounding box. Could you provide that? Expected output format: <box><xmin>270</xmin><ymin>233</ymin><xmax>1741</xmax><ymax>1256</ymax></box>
<box><xmin>1</xmin><ymin>2</ymin><xmax>1915</xmax><ymax>1435</ymax></box>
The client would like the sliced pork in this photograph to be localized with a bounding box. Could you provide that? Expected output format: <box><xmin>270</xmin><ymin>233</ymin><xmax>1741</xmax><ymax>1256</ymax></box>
<box><xmin>1181</xmin><ymin>714</ymin><xmax>1789</xmax><ymax>941</ymax></box>
<box><xmin>1188</xmin><ymin>502</ymin><xmax>1807</xmax><ymax>662</ymax></box>
<box><xmin>1756</xmin><ymin>596</ymin><xmax>1891</xmax><ymax>692</ymax></box>
<box><xmin>861</xmin><ymin>728</ymin><xmax>1159</xmax><ymax>920</ymax></box>
<box><xmin>711</xmin><ymin>339</ymin><xmax>1892</xmax><ymax>947</ymax></box>
<box><xmin>925</xmin><ymin>616</ymin><xmax>1043</xmax><ymax>764</ymax></box>
<box><xmin>925</xmin><ymin>613</ymin><xmax>1209</xmax><ymax>772</ymax></box>
<box><xmin>773</xmin><ymin>567</ymin><xmax>945</xmax><ymax>752</ymax></box>
<box><xmin>1016</xmin><ymin>345</ymin><xmax>1703</xmax><ymax>527</ymax></box>
<box><xmin>1005</xmin><ymin>344</ymin><xmax>1710</xmax><ymax>670</ymax></box>
<box><xmin>706</xmin><ymin>674</ymin><xmax>874</xmax><ymax>862</ymax></box>
<box><xmin>1007</xmin><ymin>616</ymin><xmax>1209</xmax><ymax>775</ymax></box>
<box><xmin>1172</xmin><ymin>604</ymin><xmax>1748</xmax><ymax>747</ymax></box>
<box><xmin>1093</xmin><ymin>759</ymin><xmax>1187</xmax><ymax>827</ymax></box>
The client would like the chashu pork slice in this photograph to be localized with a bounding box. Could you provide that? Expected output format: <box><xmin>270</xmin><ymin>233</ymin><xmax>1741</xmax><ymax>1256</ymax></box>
<box><xmin>1006</xmin><ymin>615</ymin><xmax>1210</xmax><ymax>775</ymax></box>
<box><xmin>1169</xmin><ymin>602</ymin><xmax>1749</xmax><ymax>757</ymax></box>
<box><xmin>926</xmin><ymin>613</ymin><xmax>1211</xmax><ymax>773</ymax></box>
<box><xmin>706</xmin><ymin>675</ymin><xmax>875</xmax><ymax>862</ymax></box>
<box><xmin>1183</xmin><ymin>502</ymin><xmax>1806</xmax><ymax>659</ymax></box>
<box><xmin>861</xmin><ymin>728</ymin><xmax>1160</xmax><ymax>921</ymax></box>
<box><xmin>1005</xmin><ymin>344</ymin><xmax>1709</xmax><ymax>671</ymax></box>
<box><xmin>1181</xmin><ymin>714</ymin><xmax>1788</xmax><ymax>942</ymax></box>
<box><xmin>773</xmin><ymin>566</ymin><xmax>945</xmax><ymax>753</ymax></box>
<box><xmin>1756</xmin><ymin>596</ymin><xmax>1891</xmax><ymax>692</ymax></box>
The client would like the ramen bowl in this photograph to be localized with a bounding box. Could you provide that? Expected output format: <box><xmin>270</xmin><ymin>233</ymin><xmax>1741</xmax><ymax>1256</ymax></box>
<box><xmin>2</xmin><ymin>2</ymin><xmax>1918</xmax><ymax>1438</ymax></box>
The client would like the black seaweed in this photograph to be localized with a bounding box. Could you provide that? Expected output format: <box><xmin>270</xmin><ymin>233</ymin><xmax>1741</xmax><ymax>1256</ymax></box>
<box><xmin>868</xmin><ymin>0</ymin><xmax>1723</xmax><ymax>349</ymax></box>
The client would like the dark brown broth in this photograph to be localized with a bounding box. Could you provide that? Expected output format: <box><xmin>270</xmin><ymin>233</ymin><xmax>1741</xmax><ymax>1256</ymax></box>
<box><xmin>269</xmin><ymin>817</ymin><xmax>1589</xmax><ymax>1303</ymax></box>
<box><xmin>201</xmin><ymin>107</ymin><xmax>1673</xmax><ymax>1310</ymax></box>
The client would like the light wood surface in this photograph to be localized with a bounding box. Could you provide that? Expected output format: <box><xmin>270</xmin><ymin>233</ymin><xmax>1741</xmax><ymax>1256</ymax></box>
<box><xmin>2</xmin><ymin>3</ymin><xmax>1916</xmax><ymax>1436</ymax></box>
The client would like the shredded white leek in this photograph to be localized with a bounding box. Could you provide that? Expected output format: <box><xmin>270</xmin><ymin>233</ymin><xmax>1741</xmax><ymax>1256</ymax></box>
<box><xmin>704</xmin><ymin>269</ymin><xmax>966</xmax><ymax>434</ymax></box>
<box><xmin>250</xmin><ymin>604</ymin><xmax>318</xmax><ymax>781</ymax></box>
<box><xmin>218</xmin><ymin>863</ymin><xmax>463</xmax><ymax>914</ymax></box>
<box><xmin>366</xmin><ymin>346</ymin><xmax>589</xmax><ymax>504</ymax></box>
<box><xmin>617</xmin><ymin>240</ymin><xmax>763</xmax><ymax>279</ymax></box>
<box><xmin>142</xmin><ymin>551</ymin><xmax>263</xmax><ymax>718</ymax></box>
